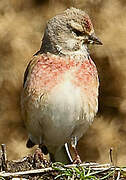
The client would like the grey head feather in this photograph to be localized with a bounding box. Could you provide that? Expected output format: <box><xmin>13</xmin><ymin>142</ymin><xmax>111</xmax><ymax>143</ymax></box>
<box><xmin>39</xmin><ymin>7</ymin><xmax>95</xmax><ymax>58</ymax></box>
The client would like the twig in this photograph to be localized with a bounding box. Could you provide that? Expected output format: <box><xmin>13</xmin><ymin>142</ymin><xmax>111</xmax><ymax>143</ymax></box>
<box><xmin>110</xmin><ymin>147</ymin><xmax>113</xmax><ymax>164</ymax></box>
<box><xmin>1</xmin><ymin>144</ymin><xmax>7</xmax><ymax>171</ymax></box>
<box><xmin>0</xmin><ymin>167</ymin><xmax>53</xmax><ymax>177</ymax></box>
<box><xmin>116</xmin><ymin>171</ymin><xmax>120</xmax><ymax>180</ymax></box>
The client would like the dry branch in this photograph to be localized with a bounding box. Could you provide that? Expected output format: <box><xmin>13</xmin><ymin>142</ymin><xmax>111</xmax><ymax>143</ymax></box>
<box><xmin>0</xmin><ymin>163</ymin><xmax>126</xmax><ymax>178</ymax></box>
<box><xmin>0</xmin><ymin>145</ymin><xmax>126</xmax><ymax>179</ymax></box>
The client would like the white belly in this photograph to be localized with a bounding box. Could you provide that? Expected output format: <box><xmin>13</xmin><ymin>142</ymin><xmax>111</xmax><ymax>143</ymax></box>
<box><xmin>27</xmin><ymin>81</ymin><xmax>93</xmax><ymax>152</ymax></box>
<box><xmin>43</xmin><ymin>81</ymin><xmax>82</xmax><ymax>142</ymax></box>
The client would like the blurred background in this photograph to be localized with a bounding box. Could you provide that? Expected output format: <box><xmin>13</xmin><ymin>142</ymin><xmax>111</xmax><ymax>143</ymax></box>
<box><xmin>0</xmin><ymin>0</ymin><xmax>126</xmax><ymax>165</ymax></box>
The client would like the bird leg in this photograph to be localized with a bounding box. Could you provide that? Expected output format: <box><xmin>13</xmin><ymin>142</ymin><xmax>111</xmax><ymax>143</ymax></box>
<box><xmin>71</xmin><ymin>137</ymin><xmax>81</xmax><ymax>164</ymax></box>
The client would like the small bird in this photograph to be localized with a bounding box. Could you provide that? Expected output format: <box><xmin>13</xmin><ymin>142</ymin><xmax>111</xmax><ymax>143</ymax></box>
<box><xmin>21</xmin><ymin>7</ymin><xmax>102</xmax><ymax>164</ymax></box>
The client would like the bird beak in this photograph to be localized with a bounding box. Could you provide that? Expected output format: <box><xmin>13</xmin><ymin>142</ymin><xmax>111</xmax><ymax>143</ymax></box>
<box><xmin>88</xmin><ymin>34</ymin><xmax>103</xmax><ymax>45</ymax></box>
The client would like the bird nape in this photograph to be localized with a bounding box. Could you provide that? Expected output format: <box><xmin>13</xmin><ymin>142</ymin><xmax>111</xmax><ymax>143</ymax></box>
<box><xmin>21</xmin><ymin>7</ymin><xmax>102</xmax><ymax>164</ymax></box>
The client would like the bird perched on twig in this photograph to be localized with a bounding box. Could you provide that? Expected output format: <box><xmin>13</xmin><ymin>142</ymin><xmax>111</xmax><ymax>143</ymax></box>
<box><xmin>21</xmin><ymin>7</ymin><xmax>102</xmax><ymax>164</ymax></box>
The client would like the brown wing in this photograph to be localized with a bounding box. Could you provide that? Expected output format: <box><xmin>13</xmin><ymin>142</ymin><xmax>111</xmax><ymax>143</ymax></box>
<box><xmin>23</xmin><ymin>55</ymin><xmax>40</xmax><ymax>88</ymax></box>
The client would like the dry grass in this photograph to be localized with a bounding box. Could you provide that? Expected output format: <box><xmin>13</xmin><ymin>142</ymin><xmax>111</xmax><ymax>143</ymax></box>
<box><xmin>0</xmin><ymin>0</ymin><xmax>126</xmax><ymax>166</ymax></box>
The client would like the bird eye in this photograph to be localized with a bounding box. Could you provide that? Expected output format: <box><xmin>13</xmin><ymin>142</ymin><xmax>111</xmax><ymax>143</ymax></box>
<box><xmin>72</xmin><ymin>28</ymin><xmax>84</xmax><ymax>37</ymax></box>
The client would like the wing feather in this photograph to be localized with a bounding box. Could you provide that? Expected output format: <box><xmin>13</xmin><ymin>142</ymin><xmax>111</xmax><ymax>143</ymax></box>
<box><xmin>23</xmin><ymin>55</ymin><xmax>40</xmax><ymax>88</ymax></box>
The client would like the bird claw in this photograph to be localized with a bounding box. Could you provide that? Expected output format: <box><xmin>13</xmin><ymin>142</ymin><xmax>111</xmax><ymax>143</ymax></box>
<box><xmin>33</xmin><ymin>148</ymin><xmax>46</xmax><ymax>168</ymax></box>
<box><xmin>73</xmin><ymin>155</ymin><xmax>82</xmax><ymax>164</ymax></box>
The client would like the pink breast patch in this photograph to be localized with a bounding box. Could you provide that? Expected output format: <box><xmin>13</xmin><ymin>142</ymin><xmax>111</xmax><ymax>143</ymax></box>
<box><xmin>26</xmin><ymin>54</ymin><xmax>98</xmax><ymax>97</ymax></box>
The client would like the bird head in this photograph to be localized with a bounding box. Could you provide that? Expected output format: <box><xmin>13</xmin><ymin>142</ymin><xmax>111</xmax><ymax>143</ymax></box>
<box><xmin>41</xmin><ymin>7</ymin><xmax>102</xmax><ymax>55</ymax></box>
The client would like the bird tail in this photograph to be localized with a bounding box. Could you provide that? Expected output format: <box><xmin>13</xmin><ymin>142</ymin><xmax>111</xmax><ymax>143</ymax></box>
<box><xmin>50</xmin><ymin>143</ymin><xmax>73</xmax><ymax>164</ymax></box>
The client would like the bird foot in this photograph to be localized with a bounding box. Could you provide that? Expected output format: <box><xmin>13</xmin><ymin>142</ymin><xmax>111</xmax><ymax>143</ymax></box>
<box><xmin>73</xmin><ymin>155</ymin><xmax>82</xmax><ymax>164</ymax></box>
<box><xmin>33</xmin><ymin>148</ymin><xmax>47</xmax><ymax>168</ymax></box>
